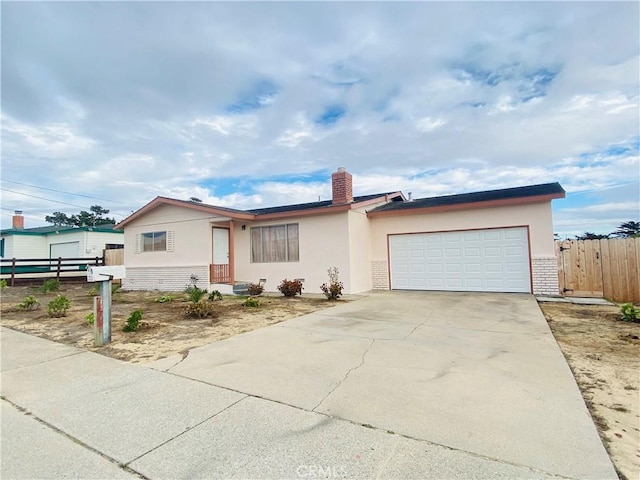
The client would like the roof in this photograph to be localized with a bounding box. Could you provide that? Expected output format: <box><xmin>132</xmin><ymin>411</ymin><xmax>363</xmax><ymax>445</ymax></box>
<box><xmin>116</xmin><ymin>192</ymin><xmax>404</xmax><ymax>229</ymax></box>
<box><xmin>247</xmin><ymin>193</ymin><xmax>400</xmax><ymax>215</ymax></box>
<box><xmin>368</xmin><ymin>182</ymin><xmax>565</xmax><ymax>216</ymax></box>
<box><xmin>1</xmin><ymin>224</ymin><xmax>122</xmax><ymax>236</ymax></box>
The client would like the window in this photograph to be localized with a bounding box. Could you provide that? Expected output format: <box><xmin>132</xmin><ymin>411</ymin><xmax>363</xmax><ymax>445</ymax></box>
<box><xmin>134</xmin><ymin>231</ymin><xmax>174</xmax><ymax>254</ymax></box>
<box><xmin>251</xmin><ymin>223</ymin><xmax>299</xmax><ymax>262</ymax></box>
<box><xmin>142</xmin><ymin>231</ymin><xmax>167</xmax><ymax>252</ymax></box>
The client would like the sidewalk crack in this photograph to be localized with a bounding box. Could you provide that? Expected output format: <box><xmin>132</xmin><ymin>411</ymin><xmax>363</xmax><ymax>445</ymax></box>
<box><xmin>312</xmin><ymin>338</ymin><xmax>375</xmax><ymax>412</ymax></box>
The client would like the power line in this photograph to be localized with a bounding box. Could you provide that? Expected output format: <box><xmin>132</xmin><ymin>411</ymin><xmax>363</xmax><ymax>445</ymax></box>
<box><xmin>1</xmin><ymin>188</ymin><xmax>91</xmax><ymax>209</ymax></box>
<box><xmin>1</xmin><ymin>180</ymin><xmax>129</xmax><ymax>205</ymax></box>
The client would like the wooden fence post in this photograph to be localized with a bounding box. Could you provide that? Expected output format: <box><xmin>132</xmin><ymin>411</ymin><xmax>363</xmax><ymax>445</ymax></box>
<box><xmin>10</xmin><ymin>258</ymin><xmax>16</xmax><ymax>286</ymax></box>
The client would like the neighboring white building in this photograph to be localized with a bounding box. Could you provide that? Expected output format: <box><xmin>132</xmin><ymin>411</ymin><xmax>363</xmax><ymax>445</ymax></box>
<box><xmin>116</xmin><ymin>169</ymin><xmax>565</xmax><ymax>296</ymax></box>
<box><xmin>1</xmin><ymin>212</ymin><xmax>124</xmax><ymax>260</ymax></box>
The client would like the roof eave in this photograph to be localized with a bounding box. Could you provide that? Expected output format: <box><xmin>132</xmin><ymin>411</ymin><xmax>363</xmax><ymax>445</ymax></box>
<box><xmin>254</xmin><ymin>193</ymin><xmax>402</xmax><ymax>220</ymax></box>
<box><xmin>367</xmin><ymin>192</ymin><xmax>565</xmax><ymax>218</ymax></box>
<box><xmin>115</xmin><ymin>197</ymin><xmax>255</xmax><ymax>229</ymax></box>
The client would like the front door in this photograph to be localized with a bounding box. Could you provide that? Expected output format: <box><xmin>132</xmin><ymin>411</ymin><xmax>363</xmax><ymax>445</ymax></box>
<box><xmin>211</xmin><ymin>228</ymin><xmax>230</xmax><ymax>283</ymax></box>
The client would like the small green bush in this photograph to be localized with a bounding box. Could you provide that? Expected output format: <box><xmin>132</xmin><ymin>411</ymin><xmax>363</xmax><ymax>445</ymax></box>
<box><xmin>41</xmin><ymin>279</ymin><xmax>60</xmax><ymax>294</ymax></box>
<box><xmin>320</xmin><ymin>266</ymin><xmax>344</xmax><ymax>301</ymax></box>
<box><xmin>47</xmin><ymin>295</ymin><xmax>71</xmax><ymax>317</ymax></box>
<box><xmin>112</xmin><ymin>283</ymin><xmax>121</xmax><ymax>295</ymax></box>
<box><xmin>86</xmin><ymin>312</ymin><xmax>95</xmax><ymax>325</ymax></box>
<box><xmin>123</xmin><ymin>309</ymin><xmax>143</xmax><ymax>332</ymax></box>
<box><xmin>247</xmin><ymin>283</ymin><xmax>264</xmax><ymax>296</ymax></box>
<box><xmin>185</xmin><ymin>301</ymin><xmax>216</xmax><ymax>318</ymax></box>
<box><xmin>243</xmin><ymin>297</ymin><xmax>260</xmax><ymax>308</ymax></box>
<box><xmin>0</xmin><ymin>279</ymin><xmax>7</xmax><ymax>291</ymax></box>
<box><xmin>185</xmin><ymin>285</ymin><xmax>208</xmax><ymax>303</ymax></box>
<box><xmin>18</xmin><ymin>295</ymin><xmax>40</xmax><ymax>311</ymax></box>
<box><xmin>277</xmin><ymin>279</ymin><xmax>303</xmax><ymax>298</ymax></box>
<box><xmin>155</xmin><ymin>294</ymin><xmax>175</xmax><ymax>303</ymax></box>
<box><xmin>88</xmin><ymin>285</ymin><xmax>99</xmax><ymax>296</ymax></box>
<box><xmin>208</xmin><ymin>290</ymin><xmax>223</xmax><ymax>301</ymax></box>
<box><xmin>620</xmin><ymin>303</ymin><xmax>640</xmax><ymax>323</ymax></box>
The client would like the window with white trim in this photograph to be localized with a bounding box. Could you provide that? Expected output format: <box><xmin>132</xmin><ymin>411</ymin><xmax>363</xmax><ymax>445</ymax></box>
<box><xmin>135</xmin><ymin>231</ymin><xmax>174</xmax><ymax>253</ymax></box>
<box><xmin>251</xmin><ymin>223</ymin><xmax>299</xmax><ymax>262</ymax></box>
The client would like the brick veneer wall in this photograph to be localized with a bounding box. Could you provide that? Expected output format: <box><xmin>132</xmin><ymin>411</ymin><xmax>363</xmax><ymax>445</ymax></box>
<box><xmin>371</xmin><ymin>260</ymin><xmax>390</xmax><ymax>289</ymax></box>
<box><xmin>531</xmin><ymin>256</ymin><xmax>559</xmax><ymax>295</ymax></box>
<box><xmin>122</xmin><ymin>266</ymin><xmax>209</xmax><ymax>291</ymax></box>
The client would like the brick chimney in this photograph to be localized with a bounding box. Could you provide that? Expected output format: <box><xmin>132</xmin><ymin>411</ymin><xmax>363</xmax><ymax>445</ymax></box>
<box><xmin>331</xmin><ymin>167</ymin><xmax>353</xmax><ymax>204</ymax></box>
<box><xmin>12</xmin><ymin>210</ymin><xmax>24</xmax><ymax>229</ymax></box>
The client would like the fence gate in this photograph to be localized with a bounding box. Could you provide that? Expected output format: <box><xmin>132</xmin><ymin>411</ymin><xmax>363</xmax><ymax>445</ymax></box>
<box><xmin>556</xmin><ymin>238</ymin><xmax>640</xmax><ymax>302</ymax></box>
<box><xmin>557</xmin><ymin>240</ymin><xmax>604</xmax><ymax>297</ymax></box>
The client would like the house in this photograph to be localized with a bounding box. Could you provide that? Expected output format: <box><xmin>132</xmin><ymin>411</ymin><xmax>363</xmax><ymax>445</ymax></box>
<box><xmin>115</xmin><ymin>168</ymin><xmax>565</xmax><ymax>296</ymax></box>
<box><xmin>1</xmin><ymin>211</ymin><xmax>124</xmax><ymax>260</ymax></box>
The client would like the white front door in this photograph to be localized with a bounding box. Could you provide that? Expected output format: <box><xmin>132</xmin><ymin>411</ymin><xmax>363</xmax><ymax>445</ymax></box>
<box><xmin>212</xmin><ymin>228</ymin><xmax>229</xmax><ymax>265</ymax></box>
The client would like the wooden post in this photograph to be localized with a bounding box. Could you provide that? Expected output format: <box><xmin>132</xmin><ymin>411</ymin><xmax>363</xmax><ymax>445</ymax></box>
<box><xmin>10</xmin><ymin>258</ymin><xmax>16</xmax><ymax>286</ymax></box>
<box><xmin>56</xmin><ymin>257</ymin><xmax>62</xmax><ymax>280</ymax></box>
<box><xmin>93</xmin><ymin>295</ymin><xmax>104</xmax><ymax>346</ymax></box>
<box><xmin>93</xmin><ymin>279</ymin><xmax>112</xmax><ymax>346</ymax></box>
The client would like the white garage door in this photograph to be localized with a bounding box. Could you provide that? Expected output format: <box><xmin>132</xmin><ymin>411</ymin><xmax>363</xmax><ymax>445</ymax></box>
<box><xmin>389</xmin><ymin>227</ymin><xmax>531</xmax><ymax>293</ymax></box>
<box><xmin>50</xmin><ymin>241</ymin><xmax>80</xmax><ymax>258</ymax></box>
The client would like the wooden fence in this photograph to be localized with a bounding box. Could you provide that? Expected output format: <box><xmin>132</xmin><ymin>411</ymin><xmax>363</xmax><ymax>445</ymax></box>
<box><xmin>0</xmin><ymin>256</ymin><xmax>104</xmax><ymax>286</ymax></box>
<box><xmin>104</xmin><ymin>248</ymin><xmax>124</xmax><ymax>266</ymax></box>
<box><xmin>556</xmin><ymin>238</ymin><xmax>640</xmax><ymax>303</ymax></box>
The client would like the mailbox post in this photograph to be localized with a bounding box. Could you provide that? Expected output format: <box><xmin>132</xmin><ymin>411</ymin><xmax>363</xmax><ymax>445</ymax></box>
<box><xmin>87</xmin><ymin>266</ymin><xmax>126</xmax><ymax>347</ymax></box>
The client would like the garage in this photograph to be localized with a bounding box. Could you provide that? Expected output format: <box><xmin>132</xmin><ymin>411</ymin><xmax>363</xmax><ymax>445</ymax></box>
<box><xmin>50</xmin><ymin>241</ymin><xmax>80</xmax><ymax>258</ymax></box>
<box><xmin>389</xmin><ymin>227</ymin><xmax>531</xmax><ymax>293</ymax></box>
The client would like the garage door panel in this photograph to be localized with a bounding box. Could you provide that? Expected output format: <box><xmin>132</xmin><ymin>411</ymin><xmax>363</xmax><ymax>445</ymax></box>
<box><xmin>464</xmin><ymin>247</ymin><xmax>481</xmax><ymax>257</ymax></box>
<box><xmin>483</xmin><ymin>246</ymin><xmax>502</xmax><ymax>257</ymax></box>
<box><xmin>390</xmin><ymin>227</ymin><xmax>530</xmax><ymax>293</ymax></box>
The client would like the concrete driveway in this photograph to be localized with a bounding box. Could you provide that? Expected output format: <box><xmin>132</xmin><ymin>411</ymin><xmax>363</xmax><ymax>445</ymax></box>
<box><xmin>1</xmin><ymin>291</ymin><xmax>616</xmax><ymax>479</ymax></box>
<box><xmin>162</xmin><ymin>291</ymin><xmax>614</xmax><ymax>479</ymax></box>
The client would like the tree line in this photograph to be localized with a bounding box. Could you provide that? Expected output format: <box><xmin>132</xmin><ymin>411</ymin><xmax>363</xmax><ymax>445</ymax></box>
<box><xmin>569</xmin><ymin>221</ymin><xmax>640</xmax><ymax>240</ymax></box>
<box><xmin>45</xmin><ymin>205</ymin><xmax>116</xmax><ymax>227</ymax></box>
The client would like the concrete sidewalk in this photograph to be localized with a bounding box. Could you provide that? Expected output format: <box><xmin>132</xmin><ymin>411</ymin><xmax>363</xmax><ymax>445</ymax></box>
<box><xmin>1</xmin><ymin>292</ymin><xmax>617</xmax><ymax>479</ymax></box>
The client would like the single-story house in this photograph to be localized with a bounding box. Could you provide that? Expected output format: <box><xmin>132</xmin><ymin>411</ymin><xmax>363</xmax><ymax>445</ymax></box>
<box><xmin>1</xmin><ymin>212</ymin><xmax>124</xmax><ymax>260</ymax></box>
<box><xmin>115</xmin><ymin>168</ymin><xmax>564</xmax><ymax>296</ymax></box>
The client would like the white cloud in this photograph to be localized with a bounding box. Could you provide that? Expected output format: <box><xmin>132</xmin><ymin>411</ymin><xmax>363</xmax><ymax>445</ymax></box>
<box><xmin>0</xmin><ymin>1</ymin><xmax>637</xmax><ymax>236</ymax></box>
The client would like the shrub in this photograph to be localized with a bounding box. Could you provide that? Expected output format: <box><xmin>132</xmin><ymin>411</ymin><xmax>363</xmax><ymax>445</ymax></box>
<box><xmin>185</xmin><ymin>301</ymin><xmax>216</xmax><ymax>318</ymax></box>
<box><xmin>247</xmin><ymin>283</ymin><xmax>264</xmax><ymax>296</ymax></box>
<box><xmin>123</xmin><ymin>309</ymin><xmax>143</xmax><ymax>332</ymax></box>
<box><xmin>155</xmin><ymin>295</ymin><xmax>175</xmax><ymax>303</ymax></box>
<box><xmin>47</xmin><ymin>295</ymin><xmax>71</xmax><ymax>317</ymax></box>
<box><xmin>208</xmin><ymin>290</ymin><xmax>223</xmax><ymax>301</ymax></box>
<box><xmin>185</xmin><ymin>285</ymin><xmax>208</xmax><ymax>303</ymax></box>
<box><xmin>86</xmin><ymin>312</ymin><xmax>95</xmax><ymax>325</ymax></box>
<box><xmin>320</xmin><ymin>266</ymin><xmax>344</xmax><ymax>301</ymax></box>
<box><xmin>18</xmin><ymin>295</ymin><xmax>40</xmax><ymax>311</ymax></box>
<box><xmin>41</xmin><ymin>279</ymin><xmax>60</xmax><ymax>294</ymax></box>
<box><xmin>88</xmin><ymin>285</ymin><xmax>99</xmax><ymax>296</ymax></box>
<box><xmin>243</xmin><ymin>297</ymin><xmax>260</xmax><ymax>308</ymax></box>
<box><xmin>112</xmin><ymin>283</ymin><xmax>121</xmax><ymax>295</ymax></box>
<box><xmin>0</xmin><ymin>279</ymin><xmax>7</xmax><ymax>291</ymax></box>
<box><xmin>277</xmin><ymin>279</ymin><xmax>303</xmax><ymax>298</ymax></box>
<box><xmin>620</xmin><ymin>303</ymin><xmax>640</xmax><ymax>323</ymax></box>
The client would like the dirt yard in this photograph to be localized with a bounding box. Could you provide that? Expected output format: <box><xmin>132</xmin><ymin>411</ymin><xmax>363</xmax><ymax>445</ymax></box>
<box><xmin>2</xmin><ymin>284</ymin><xmax>638</xmax><ymax>478</ymax></box>
<box><xmin>0</xmin><ymin>284</ymin><xmax>336</xmax><ymax>364</ymax></box>
<box><xmin>539</xmin><ymin>301</ymin><xmax>640</xmax><ymax>480</ymax></box>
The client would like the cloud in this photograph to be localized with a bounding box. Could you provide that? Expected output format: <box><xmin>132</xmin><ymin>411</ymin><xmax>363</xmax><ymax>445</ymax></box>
<box><xmin>1</xmin><ymin>1</ymin><xmax>638</xmax><ymax>237</ymax></box>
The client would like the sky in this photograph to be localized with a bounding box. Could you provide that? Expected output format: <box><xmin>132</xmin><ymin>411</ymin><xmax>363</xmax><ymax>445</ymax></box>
<box><xmin>1</xmin><ymin>1</ymin><xmax>638</xmax><ymax>237</ymax></box>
